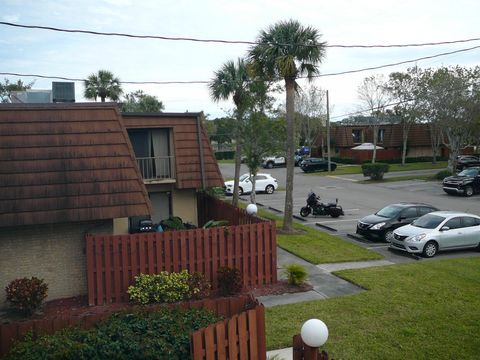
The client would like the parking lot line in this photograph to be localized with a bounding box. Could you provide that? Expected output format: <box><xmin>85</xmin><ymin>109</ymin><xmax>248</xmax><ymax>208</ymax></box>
<box><xmin>326</xmin><ymin>175</ymin><xmax>359</xmax><ymax>182</ymax></box>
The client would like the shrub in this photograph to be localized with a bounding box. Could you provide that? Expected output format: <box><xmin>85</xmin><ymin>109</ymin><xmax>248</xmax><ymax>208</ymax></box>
<box><xmin>6</xmin><ymin>308</ymin><xmax>220</xmax><ymax>360</ymax></box>
<box><xmin>361</xmin><ymin>163</ymin><xmax>390</xmax><ymax>180</ymax></box>
<box><xmin>435</xmin><ymin>169</ymin><xmax>452</xmax><ymax>180</ymax></box>
<box><xmin>284</xmin><ymin>264</ymin><xmax>308</xmax><ymax>286</ymax></box>
<box><xmin>188</xmin><ymin>272</ymin><xmax>211</xmax><ymax>300</ymax></box>
<box><xmin>128</xmin><ymin>271</ymin><xmax>192</xmax><ymax>304</ymax></box>
<box><xmin>217</xmin><ymin>267</ymin><xmax>243</xmax><ymax>296</ymax></box>
<box><xmin>160</xmin><ymin>216</ymin><xmax>186</xmax><ymax>231</ymax></box>
<box><xmin>5</xmin><ymin>277</ymin><xmax>48</xmax><ymax>315</ymax></box>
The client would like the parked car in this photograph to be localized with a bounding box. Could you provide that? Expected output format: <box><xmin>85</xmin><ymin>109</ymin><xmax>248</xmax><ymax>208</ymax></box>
<box><xmin>356</xmin><ymin>203</ymin><xmax>438</xmax><ymax>242</ymax></box>
<box><xmin>262</xmin><ymin>155</ymin><xmax>286</xmax><ymax>169</ymax></box>
<box><xmin>300</xmin><ymin>158</ymin><xmax>337</xmax><ymax>173</ymax></box>
<box><xmin>390</xmin><ymin>211</ymin><xmax>480</xmax><ymax>257</ymax></box>
<box><xmin>442</xmin><ymin>167</ymin><xmax>480</xmax><ymax>197</ymax></box>
<box><xmin>454</xmin><ymin>155</ymin><xmax>480</xmax><ymax>170</ymax></box>
<box><xmin>224</xmin><ymin>173</ymin><xmax>278</xmax><ymax>195</ymax></box>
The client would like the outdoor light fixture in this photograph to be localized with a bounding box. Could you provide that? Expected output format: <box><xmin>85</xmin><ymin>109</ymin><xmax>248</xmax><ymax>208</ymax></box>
<box><xmin>300</xmin><ymin>319</ymin><xmax>329</xmax><ymax>348</ymax></box>
<box><xmin>246</xmin><ymin>203</ymin><xmax>258</xmax><ymax>215</ymax></box>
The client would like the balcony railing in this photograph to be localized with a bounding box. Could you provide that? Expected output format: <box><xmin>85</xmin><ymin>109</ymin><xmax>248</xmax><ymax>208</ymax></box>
<box><xmin>136</xmin><ymin>156</ymin><xmax>175</xmax><ymax>181</ymax></box>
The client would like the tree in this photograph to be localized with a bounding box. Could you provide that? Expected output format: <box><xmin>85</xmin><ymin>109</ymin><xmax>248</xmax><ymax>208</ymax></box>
<box><xmin>209</xmin><ymin>58</ymin><xmax>250</xmax><ymax>207</ymax></box>
<box><xmin>249</xmin><ymin>19</ymin><xmax>326</xmax><ymax>232</ymax></box>
<box><xmin>84</xmin><ymin>70</ymin><xmax>123</xmax><ymax>102</ymax></box>
<box><xmin>387</xmin><ymin>67</ymin><xmax>422</xmax><ymax>165</ymax></box>
<box><xmin>0</xmin><ymin>78</ymin><xmax>34</xmax><ymax>103</ymax></box>
<box><xmin>121</xmin><ymin>90</ymin><xmax>164</xmax><ymax>112</ymax></box>
<box><xmin>357</xmin><ymin>75</ymin><xmax>390</xmax><ymax>163</ymax></box>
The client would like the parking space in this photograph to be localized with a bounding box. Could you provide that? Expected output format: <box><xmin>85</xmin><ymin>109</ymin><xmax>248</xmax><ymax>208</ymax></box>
<box><xmin>219</xmin><ymin>163</ymin><xmax>480</xmax><ymax>263</ymax></box>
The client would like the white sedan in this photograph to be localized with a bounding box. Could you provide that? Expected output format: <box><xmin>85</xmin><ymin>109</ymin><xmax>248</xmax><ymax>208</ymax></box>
<box><xmin>224</xmin><ymin>173</ymin><xmax>278</xmax><ymax>195</ymax></box>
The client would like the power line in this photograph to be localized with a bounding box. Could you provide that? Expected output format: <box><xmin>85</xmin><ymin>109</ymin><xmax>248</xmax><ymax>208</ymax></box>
<box><xmin>1</xmin><ymin>21</ymin><xmax>480</xmax><ymax>49</ymax></box>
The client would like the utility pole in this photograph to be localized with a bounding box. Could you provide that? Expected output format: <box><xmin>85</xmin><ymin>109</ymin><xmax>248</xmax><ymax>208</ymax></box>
<box><xmin>326</xmin><ymin>90</ymin><xmax>331</xmax><ymax>172</ymax></box>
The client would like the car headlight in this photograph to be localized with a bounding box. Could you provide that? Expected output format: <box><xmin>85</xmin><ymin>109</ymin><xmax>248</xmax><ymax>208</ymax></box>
<box><xmin>409</xmin><ymin>233</ymin><xmax>426</xmax><ymax>242</ymax></box>
<box><xmin>370</xmin><ymin>222</ymin><xmax>386</xmax><ymax>230</ymax></box>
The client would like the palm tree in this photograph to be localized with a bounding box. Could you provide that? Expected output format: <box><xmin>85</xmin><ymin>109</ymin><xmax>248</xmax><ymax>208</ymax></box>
<box><xmin>249</xmin><ymin>20</ymin><xmax>326</xmax><ymax>232</ymax></box>
<box><xmin>209</xmin><ymin>58</ymin><xmax>250</xmax><ymax>207</ymax></box>
<box><xmin>84</xmin><ymin>70</ymin><xmax>123</xmax><ymax>102</ymax></box>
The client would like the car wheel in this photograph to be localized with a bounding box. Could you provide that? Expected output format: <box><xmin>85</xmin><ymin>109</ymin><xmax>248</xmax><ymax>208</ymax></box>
<box><xmin>464</xmin><ymin>186</ymin><xmax>474</xmax><ymax>197</ymax></box>
<box><xmin>384</xmin><ymin>230</ymin><xmax>394</xmax><ymax>243</ymax></box>
<box><xmin>265</xmin><ymin>185</ymin><xmax>275</xmax><ymax>194</ymax></box>
<box><xmin>422</xmin><ymin>241</ymin><xmax>438</xmax><ymax>258</ymax></box>
<box><xmin>266</xmin><ymin>162</ymin><xmax>273</xmax><ymax>169</ymax></box>
<box><xmin>300</xmin><ymin>207</ymin><xmax>311</xmax><ymax>217</ymax></box>
<box><xmin>238</xmin><ymin>187</ymin><xmax>243</xmax><ymax>196</ymax></box>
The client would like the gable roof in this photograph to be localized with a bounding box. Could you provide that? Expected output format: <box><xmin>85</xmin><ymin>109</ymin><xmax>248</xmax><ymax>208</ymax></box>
<box><xmin>122</xmin><ymin>112</ymin><xmax>224</xmax><ymax>189</ymax></box>
<box><xmin>0</xmin><ymin>103</ymin><xmax>152</xmax><ymax>227</ymax></box>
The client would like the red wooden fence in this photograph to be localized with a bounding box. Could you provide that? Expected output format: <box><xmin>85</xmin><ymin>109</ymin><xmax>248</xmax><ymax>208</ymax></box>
<box><xmin>0</xmin><ymin>295</ymin><xmax>258</xmax><ymax>357</ymax></box>
<box><xmin>86</xmin><ymin>222</ymin><xmax>277</xmax><ymax>305</ymax></box>
<box><xmin>191</xmin><ymin>303</ymin><xmax>266</xmax><ymax>360</ymax></box>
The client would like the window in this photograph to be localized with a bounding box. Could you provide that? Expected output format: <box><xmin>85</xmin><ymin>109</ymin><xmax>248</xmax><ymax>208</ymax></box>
<box><xmin>444</xmin><ymin>217</ymin><xmax>462</xmax><ymax>229</ymax></box>
<box><xmin>418</xmin><ymin>207</ymin><xmax>436</xmax><ymax>216</ymax></box>
<box><xmin>378</xmin><ymin>129</ymin><xmax>385</xmax><ymax>143</ymax></box>
<box><xmin>255</xmin><ymin>175</ymin><xmax>267</xmax><ymax>181</ymax></box>
<box><xmin>401</xmin><ymin>207</ymin><xmax>418</xmax><ymax>219</ymax></box>
<box><xmin>352</xmin><ymin>129</ymin><xmax>363</xmax><ymax>143</ymax></box>
<box><xmin>461</xmin><ymin>217</ymin><xmax>479</xmax><ymax>228</ymax></box>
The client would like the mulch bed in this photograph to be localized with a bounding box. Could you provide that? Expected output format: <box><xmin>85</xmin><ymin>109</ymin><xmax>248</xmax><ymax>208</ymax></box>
<box><xmin>0</xmin><ymin>281</ymin><xmax>312</xmax><ymax>324</ymax></box>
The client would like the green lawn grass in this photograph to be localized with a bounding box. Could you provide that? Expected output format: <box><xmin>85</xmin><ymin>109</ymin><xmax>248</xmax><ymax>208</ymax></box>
<box><xmin>310</xmin><ymin>161</ymin><xmax>448</xmax><ymax>176</ymax></box>
<box><xmin>256</xmin><ymin>208</ymin><xmax>382</xmax><ymax>264</ymax></box>
<box><xmin>266</xmin><ymin>257</ymin><xmax>480</xmax><ymax>359</ymax></box>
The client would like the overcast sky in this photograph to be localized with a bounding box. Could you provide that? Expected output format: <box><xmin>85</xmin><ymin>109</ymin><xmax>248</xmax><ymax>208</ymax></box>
<box><xmin>1</xmin><ymin>0</ymin><xmax>479</xmax><ymax>120</ymax></box>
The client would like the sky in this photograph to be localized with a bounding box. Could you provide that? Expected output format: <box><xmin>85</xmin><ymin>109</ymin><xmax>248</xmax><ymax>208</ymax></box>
<box><xmin>1</xmin><ymin>0</ymin><xmax>479</xmax><ymax>121</ymax></box>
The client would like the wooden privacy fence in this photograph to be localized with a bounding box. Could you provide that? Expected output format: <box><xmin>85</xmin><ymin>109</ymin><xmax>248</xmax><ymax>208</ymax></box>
<box><xmin>86</xmin><ymin>221</ymin><xmax>276</xmax><ymax>305</ymax></box>
<box><xmin>191</xmin><ymin>303</ymin><xmax>266</xmax><ymax>360</ymax></box>
<box><xmin>0</xmin><ymin>295</ymin><xmax>257</xmax><ymax>357</ymax></box>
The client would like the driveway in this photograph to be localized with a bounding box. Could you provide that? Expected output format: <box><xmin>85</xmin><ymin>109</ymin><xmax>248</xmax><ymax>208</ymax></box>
<box><xmin>218</xmin><ymin>163</ymin><xmax>480</xmax><ymax>263</ymax></box>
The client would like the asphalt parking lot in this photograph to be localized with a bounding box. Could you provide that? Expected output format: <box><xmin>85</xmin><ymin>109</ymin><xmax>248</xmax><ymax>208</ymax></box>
<box><xmin>219</xmin><ymin>163</ymin><xmax>480</xmax><ymax>263</ymax></box>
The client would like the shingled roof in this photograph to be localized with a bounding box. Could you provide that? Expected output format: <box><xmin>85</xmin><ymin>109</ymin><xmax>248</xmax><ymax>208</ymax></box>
<box><xmin>0</xmin><ymin>103</ymin><xmax>152</xmax><ymax>227</ymax></box>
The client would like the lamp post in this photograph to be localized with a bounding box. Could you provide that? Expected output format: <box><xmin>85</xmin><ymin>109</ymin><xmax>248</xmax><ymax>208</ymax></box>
<box><xmin>293</xmin><ymin>319</ymin><xmax>329</xmax><ymax>359</ymax></box>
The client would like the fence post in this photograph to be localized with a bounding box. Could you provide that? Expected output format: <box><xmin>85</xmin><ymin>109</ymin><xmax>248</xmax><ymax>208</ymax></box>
<box><xmin>293</xmin><ymin>334</ymin><xmax>330</xmax><ymax>360</ymax></box>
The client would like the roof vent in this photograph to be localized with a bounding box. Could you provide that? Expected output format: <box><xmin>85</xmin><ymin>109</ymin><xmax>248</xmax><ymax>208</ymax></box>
<box><xmin>52</xmin><ymin>82</ymin><xmax>75</xmax><ymax>102</ymax></box>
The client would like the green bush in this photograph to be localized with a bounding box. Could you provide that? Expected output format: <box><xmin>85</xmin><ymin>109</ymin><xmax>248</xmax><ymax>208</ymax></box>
<box><xmin>435</xmin><ymin>169</ymin><xmax>452</xmax><ymax>180</ymax></box>
<box><xmin>217</xmin><ymin>267</ymin><xmax>243</xmax><ymax>296</ymax></box>
<box><xmin>284</xmin><ymin>264</ymin><xmax>308</xmax><ymax>286</ymax></box>
<box><xmin>160</xmin><ymin>216</ymin><xmax>186</xmax><ymax>231</ymax></box>
<box><xmin>6</xmin><ymin>308</ymin><xmax>220</xmax><ymax>360</ymax></box>
<box><xmin>361</xmin><ymin>163</ymin><xmax>390</xmax><ymax>180</ymax></box>
<box><xmin>215</xmin><ymin>151</ymin><xmax>235</xmax><ymax>160</ymax></box>
<box><xmin>5</xmin><ymin>277</ymin><xmax>48</xmax><ymax>315</ymax></box>
<box><xmin>188</xmin><ymin>272</ymin><xmax>211</xmax><ymax>300</ymax></box>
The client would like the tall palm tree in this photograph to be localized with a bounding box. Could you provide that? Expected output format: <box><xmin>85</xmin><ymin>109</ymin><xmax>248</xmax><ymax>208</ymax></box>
<box><xmin>249</xmin><ymin>20</ymin><xmax>326</xmax><ymax>232</ymax></box>
<box><xmin>209</xmin><ymin>58</ymin><xmax>250</xmax><ymax>207</ymax></box>
<box><xmin>84</xmin><ymin>70</ymin><xmax>123</xmax><ymax>102</ymax></box>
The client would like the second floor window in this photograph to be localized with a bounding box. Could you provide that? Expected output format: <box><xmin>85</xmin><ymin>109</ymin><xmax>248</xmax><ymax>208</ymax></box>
<box><xmin>352</xmin><ymin>129</ymin><xmax>363</xmax><ymax>143</ymax></box>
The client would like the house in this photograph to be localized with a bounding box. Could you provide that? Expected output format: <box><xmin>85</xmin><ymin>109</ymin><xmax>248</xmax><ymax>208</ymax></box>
<box><xmin>122</xmin><ymin>112</ymin><xmax>224</xmax><ymax>228</ymax></box>
<box><xmin>314</xmin><ymin>122</ymin><xmax>449</xmax><ymax>162</ymax></box>
<box><xmin>0</xmin><ymin>103</ymin><xmax>152</xmax><ymax>304</ymax></box>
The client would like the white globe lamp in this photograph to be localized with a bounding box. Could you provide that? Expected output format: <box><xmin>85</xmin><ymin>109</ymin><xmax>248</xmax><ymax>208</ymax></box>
<box><xmin>300</xmin><ymin>319</ymin><xmax>328</xmax><ymax>348</ymax></box>
<box><xmin>246</xmin><ymin>203</ymin><xmax>258</xmax><ymax>215</ymax></box>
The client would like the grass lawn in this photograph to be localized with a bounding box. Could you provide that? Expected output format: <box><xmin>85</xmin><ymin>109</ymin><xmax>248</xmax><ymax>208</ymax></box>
<box><xmin>266</xmin><ymin>257</ymin><xmax>480</xmax><ymax>359</ymax></box>
<box><xmin>256</xmin><ymin>208</ymin><xmax>382</xmax><ymax>264</ymax></box>
<box><xmin>310</xmin><ymin>161</ymin><xmax>448</xmax><ymax>176</ymax></box>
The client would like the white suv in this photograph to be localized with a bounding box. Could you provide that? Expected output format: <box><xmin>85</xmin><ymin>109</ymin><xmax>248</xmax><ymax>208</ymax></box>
<box><xmin>390</xmin><ymin>211</ymin><xmax>480</xmax><ymax>257</ymax></box>
<box><xmin>224</xmin><ymin>173</ymin><xmax>278</xmax><ymax>195</ymax></box>
<box><xmin>262</xmin><ymin>156</ymin><xmax>286</xmax><ymax>169</ymax></box>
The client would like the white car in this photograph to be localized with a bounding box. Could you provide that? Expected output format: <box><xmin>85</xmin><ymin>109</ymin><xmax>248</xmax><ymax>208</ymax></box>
<box><xmin>390</xmin><ymin>211</ymin><xmax>480</xmax><ymax>257</ymax></box>
<box><xmin>262</xmin><ymin>156</ymin><xmax>286</xmax><ymax>169</ymax></box>
<box><xmin>224</xmin><ymin>173</ymin><xmax>278</xmax><ymax>195</ymax></box>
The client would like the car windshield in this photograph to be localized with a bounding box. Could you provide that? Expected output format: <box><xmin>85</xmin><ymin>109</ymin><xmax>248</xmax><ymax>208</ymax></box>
<box><xmin>458</xmin><ymin>168</ymin><xmax>478</xmax><ymax>177</ymax></box>
<box><xmin>411</xmin><ymin>214</ymin><xmax>445</xmax><ymax>229</ymax></box>
<box><xmin>239</xmin><ymin>174</ymin><xmax>250</xmax><ymax>181</ymax></box>
<box><xmin>375</xmin><ymin>205</ymin><xmax>402</xmax><ymax>218</ymax></box>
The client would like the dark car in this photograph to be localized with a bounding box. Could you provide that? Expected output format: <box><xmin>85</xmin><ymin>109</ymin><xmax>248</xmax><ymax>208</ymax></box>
<box><xmin>455</xmin><ymin>155</ymin><xmax>480</xmax><ymax>170</ymax></box>
<box><xmin>356</xmin><ymin>203</ymin><xmax>438</xmax><ymax>242</ymax></box>
<box><xmin>442</xmin><ymin>167</ymin><xmax>480</xmax><ymax>197</ymax></box>
<box><xmin>300</xmin><ymin>158</ymin><xmax>337</xmax><ymax>173</ymax></box>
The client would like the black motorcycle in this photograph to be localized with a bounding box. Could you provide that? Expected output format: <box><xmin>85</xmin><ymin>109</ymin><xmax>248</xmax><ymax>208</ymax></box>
<box><xmin>300</xmin><ymin>192</ymin><xmax>344</xmax><ymax>218</ymax></box>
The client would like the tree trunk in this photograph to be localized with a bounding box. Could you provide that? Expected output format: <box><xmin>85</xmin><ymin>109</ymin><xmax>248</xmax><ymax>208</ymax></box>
<box><xmin>283</xmin><ymin>79</ymin><xmax>295</xmax><ymax>232</ymax></box>
<box><xmin>371</xmin><ymin>124</ymin><xmax>378</xmax><ymax>164</ymax></box>
<box><xmin>250</xmin><ymin>175</ymin><xmax>256</xmax><ymax>204</ymax></box>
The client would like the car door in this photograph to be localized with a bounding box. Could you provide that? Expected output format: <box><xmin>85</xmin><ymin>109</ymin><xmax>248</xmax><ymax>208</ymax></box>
<box><xmin>398</xmin><ymin>207</ymin><xmax>419</xmax><ymax>228</ymax></box>
<box><xmin>438</xmin><ymin>217</ymin><xmax>468</xmax><ymax>249</ymax></box>
<box><xmin>459</xmin><ymin>216</ymin><xmax>480</xmax><ymax>247</ymax></box>
<box><xmin>254</xmin><ymin>175</ymin><xmax>268</xmax><ymax>192</ymax></box>
<box><xmin>240</xmin><ymin>176</ymin><xmax>253</xmax><ymax>193</ymax></box>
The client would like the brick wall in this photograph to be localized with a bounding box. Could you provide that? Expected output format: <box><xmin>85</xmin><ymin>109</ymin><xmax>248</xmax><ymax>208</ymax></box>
<box><xmin>0</xmin><ymin>220</ymin><xmax>112</xmax><ymax>307</ymax></box>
